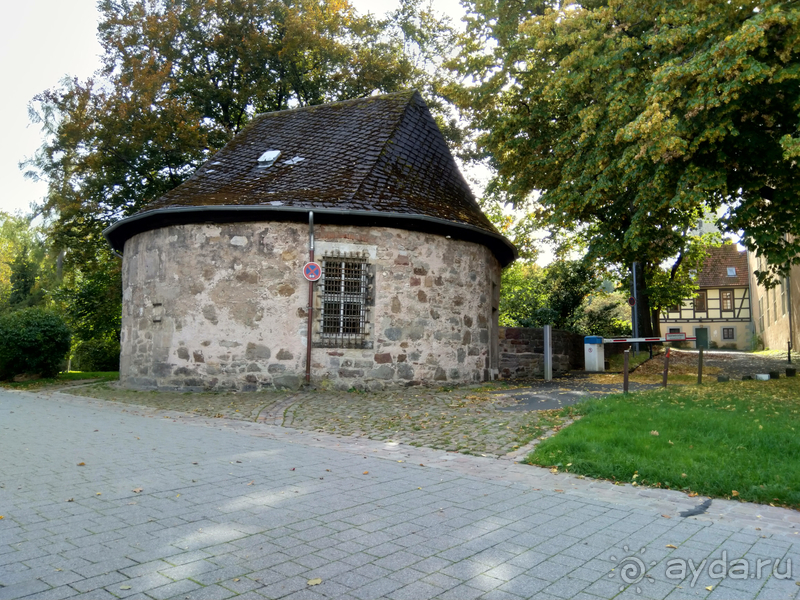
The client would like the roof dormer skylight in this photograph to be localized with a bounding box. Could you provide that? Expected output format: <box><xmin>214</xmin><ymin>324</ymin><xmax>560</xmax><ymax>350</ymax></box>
<box><xmin>257</xmin><ymin>149</ymin><xmax>281</xmax><ymax>167</ymax></box>
<box><xmin>727</xmin><ymin>267</ymin><xmax>737</xmax><ymax>276</ymax></box>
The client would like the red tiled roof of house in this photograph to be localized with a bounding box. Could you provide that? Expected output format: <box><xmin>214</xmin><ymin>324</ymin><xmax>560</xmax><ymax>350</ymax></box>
<box><xmin>698</xmin><ymin>245</ymin><xmax>749</xmax><ymax>287</ymax></box>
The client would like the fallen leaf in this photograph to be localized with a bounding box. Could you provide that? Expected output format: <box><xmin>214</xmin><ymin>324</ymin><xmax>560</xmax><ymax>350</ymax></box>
<box><xmin>666</xmin><ymin>544</ymin><xmax>678</xmax><ymax>549</ymax></box>
<box><xmin>706</xmin><ymin>586</ymin><xmax>713</xmax><ymax>591</ymax></box>
<box><xmin>419</xmin><ymin>464</ymin><xmax>424</xmax><ymax>466</ymax></box>
<box><xmin>554</xmin><ymin>489</ymin><xmax>564</xmax><ymax>493</ymax></box>
<box><xmin>662</xmin><ymin>515</ymin><xmax>672</xmax><ymax>519</ymax></box>
<box><xmin>307</xmin><ymin>578</ymin><xmax>322</xmax><ymax>586</ymax></box>
<box><xmin>55</xmin><ymin>568</ymin><xmax>62</xmax><ymax>571</ymax></box>
<box><xmin>96</xmin><ymin>492</ymin><xmax>101</xmax><ymax>496</ymax></box>
<box><xmin>650</xmin><ymin>430</ymin><xmax>659</xmax><ymax>436</ymax></box>
<box><xmin>66</xmin><ymin>498</ymin><xmax>73</xmax><ymax>502</ymax></box>
<box><xmin>77</xmin><ymin>462</ymin><xmax>85</xmax><ymax>466</ymax></box>
<box><xmin>247</xmin><ymin>481</ymin><xmax>254</xmax><ymax>486</ymax></box>
<box><xmin>688</xmin><ymin>492</ymin><xmax>698</xmax><ymax>497</ymax></box>
<box><xmin>363</xmin><ymin>471</ymin><xmax>369</xmax><ymax>475</ymax></box>
<box><xmin>550</xmin><ymin>467</ymin><xmax>558</xmax><ymax>474</ymax></box>
<box><xmin>132</xmin><ymin>488</ymin><xmax>142</xmax><ymax>493</ymax></box>
<box><xmin>681</xmin><ymin>473</ymin><xmax>687</xmax><ymax>478</ymax></box>
<box><xmin>120</xmin><ymin>585</ymin><xmax>132</xmax><ymax>590</ymax></box>
<box><xmin>0</xmin><ymin>516</ymin><xmax>3</xmax><ymax>520</ymax></box>
<box><xmin>668</xmin><ymin>440</ymin><xmax>674</xmax><ymax>445</ymax></box>
<box><xmin>291</xmin><ymin>468</ymin><xmax>295</xmax><ymax>471</ymax></box>
<box><xmin>233</xmin><ymin>578</ymin><xmax>240</xmax><ymax>582</ymax></box>
<box><xmin>732</xmin><ymin>490</ymin><xmax>739</xmax><ymax>497</ymax></box>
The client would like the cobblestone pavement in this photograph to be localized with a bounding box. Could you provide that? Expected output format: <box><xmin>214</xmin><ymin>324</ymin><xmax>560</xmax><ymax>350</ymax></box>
<box><xmin>2</xmin><ymin>389</ymin><xmax>800</xmax><ymax>600</ymax></box>
<box><xmin>68</xmin><ymin>384</ymin><xmax>569</xmax><ymax>457</ymax></box>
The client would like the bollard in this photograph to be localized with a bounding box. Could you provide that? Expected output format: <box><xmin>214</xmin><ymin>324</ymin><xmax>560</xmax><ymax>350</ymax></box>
<box><xmin>662</xmin><ymin>348</ymin><xmax>670</xmax><ymax>388</ymax></box>
<box><xmin>698</xmin><ymin>346</ymin><xmax>704</xmax><ymax>385</ymax></box>
<box><xmin>623</xmin><ymin>350</ymin><xmax>630</xmax><ymax>394</ymax></box>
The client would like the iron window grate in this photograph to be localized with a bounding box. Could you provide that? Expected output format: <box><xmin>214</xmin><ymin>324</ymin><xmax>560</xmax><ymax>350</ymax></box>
<box><xmin>319</xmin><ymin>254</ymin><xmax>370</xmax><ymax>348</ymax></box>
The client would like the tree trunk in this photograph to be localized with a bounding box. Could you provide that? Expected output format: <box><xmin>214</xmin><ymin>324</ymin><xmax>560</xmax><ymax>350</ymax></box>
<box><xmin>651</xmin><ymin>308</ymin><xmax>661</xmax><ymax>338</ymax></box>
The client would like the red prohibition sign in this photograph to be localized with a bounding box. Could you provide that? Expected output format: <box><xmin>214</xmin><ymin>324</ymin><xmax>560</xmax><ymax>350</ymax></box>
<box><xmin>303</xmin><ymin>262</ymin><xmax>321</xmax><ymax>281</ymax></box>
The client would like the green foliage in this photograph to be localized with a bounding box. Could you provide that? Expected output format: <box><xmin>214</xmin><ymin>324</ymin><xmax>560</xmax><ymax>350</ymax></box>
<box><xmin>499</xmin><ymin>262</ymin><xmax>548</xmax><ymax>327</ymax></box>
<box><xmin>0</xmin><ymin>213</ymin><xmax>51</xmax><ymax>311</ymax></box>
<box><xmin>575</xmin><ymin>291</ymin><xmax>632</xmax><ymax>338</ymax></box>
<box><xmin>453</xmin><ymin>0</ymin><xmax>800</xmax><ymax>316</ymax></box>
<box><xmin>0</xmin><ymin>308</ymin><xmax>71</xmax><ymax>379</ymax></box>
<box><xmin>72</xmin><ymin>338</ymin><xmax>121</xmax><ymax>372</ymax></box>
<box><xmin>499</xmin><ymin>259</ymin><xmax>598</xmax><ymax>331</ymax></box>
<box><xmin>54</xmin><ymin>247</ymin><xmax>122</xmax><ymax>342</ymax></box>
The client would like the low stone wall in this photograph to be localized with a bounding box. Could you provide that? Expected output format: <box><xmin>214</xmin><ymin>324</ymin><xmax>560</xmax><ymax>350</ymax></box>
<box><xmin>498</xmin><ymin>327</ymin><xmax>585</xmax><ymax>379</ymax></box>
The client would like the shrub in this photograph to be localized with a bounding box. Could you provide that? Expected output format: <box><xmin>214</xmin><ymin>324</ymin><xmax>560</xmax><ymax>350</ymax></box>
<box><xmin>0</xmin><ymin>308</ymin><xmax>71</xmax><ymax>379</ymax></box>
<box><xmin>72</xmin><ymin>338</ymin><xmax>120</xmax><ymax>372</ymax></box>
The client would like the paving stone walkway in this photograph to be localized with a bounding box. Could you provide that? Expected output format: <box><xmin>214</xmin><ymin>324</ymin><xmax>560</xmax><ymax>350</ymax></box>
<box><xmin>2</xmin><ymin>389</ymin><xmax>800</xmax><ymax>600</ymax></box>
<box><xmin>68</xmin><ymin>384</ymin><xmax>570</xmax><ymax>457</ymax></box>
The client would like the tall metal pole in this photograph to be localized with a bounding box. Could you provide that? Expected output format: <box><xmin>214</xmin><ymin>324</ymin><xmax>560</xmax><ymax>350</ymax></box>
<box><xmin>543</xmin><ymin>324</ymin><xmax>553</xmax><ymax>381</ymax></box>
<box><xmin>305</xmin><ymin>212</ymin><xmax>315</xmax><ymax>384</ymax></box>
<box><xmin>632</xmin><ymin>262</ymin><xmax>639</xmax><ymax>354</ymax></box>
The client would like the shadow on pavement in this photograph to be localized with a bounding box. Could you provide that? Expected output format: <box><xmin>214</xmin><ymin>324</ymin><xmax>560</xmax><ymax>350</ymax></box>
<box><xmin>492</xmin><ymin>372</ymin><xmax>662</xmax><ymax>412</ymax></box>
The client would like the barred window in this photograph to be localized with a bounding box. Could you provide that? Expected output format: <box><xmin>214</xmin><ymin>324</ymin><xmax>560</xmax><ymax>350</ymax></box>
<box><xmin>319</xmin><ymin>254</ymin><xmax>371</xmax><ymax>347</ymax></box>
<box><xmin>722</xmin><ymin>327</ymin><xmax>735</xmax><ymax>340</ymax></box>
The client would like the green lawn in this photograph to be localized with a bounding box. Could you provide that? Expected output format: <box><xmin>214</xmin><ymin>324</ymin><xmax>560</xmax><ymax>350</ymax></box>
<box><xmin>0</xmin><ymin>371</ymin><xmax>119</xmax><ymax>390</ymax></box>
<box><xmin>525</xmin><ymin>377</ymin><xmax>800</xmax><ymax>508</ymax></box>
<box><xmin>607</xmin><ymin>349</ymin><xmax>652</xmax><ymax>372</ymax></box>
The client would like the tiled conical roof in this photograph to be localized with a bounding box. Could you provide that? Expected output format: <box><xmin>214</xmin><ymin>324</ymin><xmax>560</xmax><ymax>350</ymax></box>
<box><xmin>104</xmin><ymin>91</ymin><xmax>516</xmax><ymax>266</ymax></box>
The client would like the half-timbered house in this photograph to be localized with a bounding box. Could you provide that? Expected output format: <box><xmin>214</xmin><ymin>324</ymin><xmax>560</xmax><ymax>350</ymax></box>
<box><xmin>660</xmin><ymin>245</ymin><xmax>753</xmax><ymax>349</ymax></box>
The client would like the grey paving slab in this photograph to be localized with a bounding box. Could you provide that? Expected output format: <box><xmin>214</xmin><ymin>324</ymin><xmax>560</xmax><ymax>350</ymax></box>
<box><xmin>0</xmin><ymin>389</ymin><xmax>799</xmax><ymax>600</ymax></box>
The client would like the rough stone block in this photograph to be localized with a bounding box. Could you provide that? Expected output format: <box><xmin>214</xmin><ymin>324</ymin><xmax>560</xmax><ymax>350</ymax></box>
<box><xmin>273</xmin><ymin>375</ymin><xmax>301</xmax><ymax>390</ymax></box>
<box><xmin>245</xmin><ymin>343</ymin><xmax>270</xmax><ymax>360</ymax></box>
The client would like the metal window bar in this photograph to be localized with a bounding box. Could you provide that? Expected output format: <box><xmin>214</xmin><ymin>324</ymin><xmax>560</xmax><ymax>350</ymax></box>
<box><xmin>320</xmin><ymin>255</ymin><xmax>369</xmax><ymax>348</ymax></box>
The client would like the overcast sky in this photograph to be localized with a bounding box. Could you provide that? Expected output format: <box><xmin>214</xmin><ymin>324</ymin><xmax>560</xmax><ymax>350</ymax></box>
<box><xmin>0</xmin><ymin>0</ymin><xmax>469</xmax><ymax>217</ymax></box>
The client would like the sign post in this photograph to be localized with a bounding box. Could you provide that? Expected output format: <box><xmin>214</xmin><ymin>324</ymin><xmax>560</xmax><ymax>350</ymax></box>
<box><xmin>631</xmin><ymin>263</ymin><xmax>639</xmax><ymax>353</ymax></box>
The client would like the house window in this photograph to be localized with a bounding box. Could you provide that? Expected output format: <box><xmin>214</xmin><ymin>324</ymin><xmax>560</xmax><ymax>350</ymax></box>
<box><xmin>720</xmin><ymin>290</ymin><xmax>733</xmax><ymax>311</ymax></box>
<box><xmin>773</xmin><ymin>287</ymin><xmax>778</xmax><ymax>322</ymax></box>
<box><xmin>320</xmin><ymin>255</ymin><xmax>371</xmax><ymax>347</ymax></box>
<box><xmin>722</xmin><ymin>327</ymin><xmax>735</xmax><ymax>340</ymax></box>
<box><xmin>694</xmin><ymin>291</ymin><xmax>707</xmax><ymax>312</ymax></box>
<box><xmin>782</xmin><ymin>279</ymin><xmax>787</xmax><ymax>315</ymax></box>
<box><xmin>668</xmin><ymin>328</ymin><xmax>681</xmax><ymax>334</ymax></box>
<box><xmin>766</xmin><ymin>290</ymin><xmax>771</xmax><ymax>324</ymax></box>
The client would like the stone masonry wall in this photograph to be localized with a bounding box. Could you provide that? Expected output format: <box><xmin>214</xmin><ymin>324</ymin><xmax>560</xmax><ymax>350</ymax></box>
<box><xmin>120</xmin><ymin>222</ymin><xmax>501</xmax><ymax>391</ymax></box>
<box><xmin>498</xmin><ymin>327</ymin><xmax>585</xmax><ymax>379</ymax></box>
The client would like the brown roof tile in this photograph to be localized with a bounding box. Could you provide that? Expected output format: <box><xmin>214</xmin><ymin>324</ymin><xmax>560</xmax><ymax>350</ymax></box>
<box><xmin>105</xmin><ymin>91</ymin><xmax>516</xmax><ymax>265</ymax></box>
<box><xmin>698</xmin><ymin>245</ymin><xmax>749</xmax><ymax>288</ymax></box>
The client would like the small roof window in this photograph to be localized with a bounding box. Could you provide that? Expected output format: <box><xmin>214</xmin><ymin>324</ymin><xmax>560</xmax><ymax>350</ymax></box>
<box><xmin>727</xmin><ymin>267</ymin><xmax>737</xmax><ymax>277</ymax></box>
<box><xmin>257</xmin><ymin>150</ymin><xmax>281</xmax><ymax>167</ymax></box>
